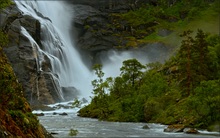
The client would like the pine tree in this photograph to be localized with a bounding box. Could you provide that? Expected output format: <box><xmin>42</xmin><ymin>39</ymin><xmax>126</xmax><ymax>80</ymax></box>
<box><xmin>192</xmin><ymin>29</ymin><xmax>209</xmax><ymax>84</ymax></box>
<box><xmin>178</xmin><ymin>29</ymin><xmax>210</xmax><ymax>96</ymax></box>
<box><xmin>178</xmin><ymin>30</ymin><xmax>194</xmax><ymax>96</ymax></box>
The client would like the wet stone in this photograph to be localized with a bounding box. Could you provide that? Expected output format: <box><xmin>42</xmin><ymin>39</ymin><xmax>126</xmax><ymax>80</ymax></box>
<box><xmin>59</xmin><ymin>112</ymin><xmax>68</xmax><ymax>116</ymax></box>
<box><xmin>142</xmin><ymin>125</ymin><xmax>150</xmax><ymax>129</ymax></box>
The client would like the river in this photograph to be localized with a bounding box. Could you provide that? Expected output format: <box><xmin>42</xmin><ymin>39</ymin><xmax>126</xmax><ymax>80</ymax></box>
<box><xmin>33</xmin><ymin>102</ymin><xmax>220</xmax><ymax>138</ymax></box>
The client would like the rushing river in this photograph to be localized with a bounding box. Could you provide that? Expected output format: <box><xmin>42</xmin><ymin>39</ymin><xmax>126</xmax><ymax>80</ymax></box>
<box><xmin>34</xmin><ymin>102</ymin><xmax>220</xmax><ymax>138</ymax></box>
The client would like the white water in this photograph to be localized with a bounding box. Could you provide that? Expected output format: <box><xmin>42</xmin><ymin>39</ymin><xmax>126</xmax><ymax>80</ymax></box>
<box><xmin>33</xmin><ymin>102</ymin><xmax>220</xmax><ymax>138</ymax></box>
<box><xmin>15</xmin><ymin>0</ymin><xmax>93</xmax><ymax>99</ymax></box>
<box><xmin>15</xmin><ymin>0</ymin><xmax>150</xmax><ymax>101</ymax></box>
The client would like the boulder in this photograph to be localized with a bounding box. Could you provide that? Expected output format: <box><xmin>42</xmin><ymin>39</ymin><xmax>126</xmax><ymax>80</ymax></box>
<box><xmin>164</xmin><ymin>124</ymin><xmax>185</xmax><ymax>133</ymax></box>
<box><xmin>142</xmin><ymin>125</ymin><xmax>150</xmax><ymax>129</ymax></box>
<box><xmin>53</xmin><ymin>112</ymin><xmax>57</xmax><ymax>115</ymax></box>
<box><xmin>59</xmin><ymin>112</ymin><xmax>68</xmax><ymax>116</ymax></box>
<box><xmin>34</xmin><ymin>113</ymin><xmax>45</xmax><ymax>116</ymax></box>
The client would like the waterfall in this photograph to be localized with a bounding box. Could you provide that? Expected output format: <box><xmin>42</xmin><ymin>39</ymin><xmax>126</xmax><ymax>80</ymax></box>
<box><xmin>14</xmin><ymin>0</ymin><xmax>151</xmax><ymax>102</ymax></box>
<box><xmin>15</xmin><ymin>0</ymin><xmax>93</xmax><ymax>100</ymax></box>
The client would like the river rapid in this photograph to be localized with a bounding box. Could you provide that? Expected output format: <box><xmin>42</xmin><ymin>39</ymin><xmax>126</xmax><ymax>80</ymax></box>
<box><xmin>33</xmin><ymin>102</ymin><xmax>220</xmax><ymax>138</ymax></box>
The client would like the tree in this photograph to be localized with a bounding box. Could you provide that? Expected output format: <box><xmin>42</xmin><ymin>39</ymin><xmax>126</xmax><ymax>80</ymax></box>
<box><xmin>191</xmin><ymin>29</ymin><xmax>209</xmax><ymax>83</ymax></box>
<box><xmin>207</xmin><ymin>34</ymin><xmax>220</xmax><ymax>79</ymax></box>
<box><xmin>120</xmin><ymin>59</ymin><xmax>145</xmax><ymax>88</ymax></box>
<box><xmin>178</xmin><ymin>30</ymin><xmax>194</xmax><ymax>96</ymax></box>
<box><xmin>177</xmin><ymin>29</ymin><xmax>212</xmax><ymax>96</ymax></box>
<box><xmin>91</xmin><ymin>64</ymin><xmax>105</xmax><ymax>96</ymax></box>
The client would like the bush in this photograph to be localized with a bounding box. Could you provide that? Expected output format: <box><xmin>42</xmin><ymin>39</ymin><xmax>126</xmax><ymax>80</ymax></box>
<box><xmin>69</xmin><ymin>129</ymin><xmax>78</xmax><ymax>136</ymax></box>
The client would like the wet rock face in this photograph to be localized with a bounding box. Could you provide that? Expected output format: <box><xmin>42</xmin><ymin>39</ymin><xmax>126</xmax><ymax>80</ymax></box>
<box><xmin>70</xmin><ymin>1</ymin><xmax>148</xmax><ymax>62</ymax></box>
<box><xmin>69</xmin><ymin>0</ymin><xmax>146</xmax><ymax>11</ymax></box>
<box><xmin>72</xmin><ymin>4</ymin><xmax>117</xmax><ymax>53</ymax></box>
<box><xmin>0</xmin><ymin>5</ymin><xmax>59</xmax><ymax>105</ymax></box>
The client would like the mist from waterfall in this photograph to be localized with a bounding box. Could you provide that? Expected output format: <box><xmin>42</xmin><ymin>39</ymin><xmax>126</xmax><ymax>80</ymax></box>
<box><xmin>99</xmin><ymin>50</ymin><xmax>149</xmax><ymax>79</ymax></box>
<box><xmin>15</xmin><ymin>0</ymin><xmax>151</xmax><ymax>101</ymax></box>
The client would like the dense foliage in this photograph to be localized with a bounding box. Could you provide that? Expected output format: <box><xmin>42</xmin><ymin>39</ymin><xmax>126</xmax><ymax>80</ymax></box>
<box><xmin>78</xmin><ymin>29</ymin><xmax>220</xmax><ymax>130</ymax></box>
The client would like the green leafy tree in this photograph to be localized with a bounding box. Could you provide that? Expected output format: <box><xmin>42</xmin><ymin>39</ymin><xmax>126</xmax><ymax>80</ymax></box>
<box><xmin>92</xmin><ymin>64</ymin><xmax>105</xmax><ymax>96</ymax></box>
<box><xmin>120</xmin><ymin>59</ymin><xmax>145</xmax><ymax>88</ymax></box>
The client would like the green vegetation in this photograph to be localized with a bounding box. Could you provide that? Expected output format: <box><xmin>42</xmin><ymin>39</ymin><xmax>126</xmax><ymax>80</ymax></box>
<box><xmin>0</xmin><ymin>0</ymin><xmax>12</xmax><ymax>10</ymax></box>
<box><xmin>109</xmin><ymin>0</ymin><xmax>219</xmax><ymax>47</ymax></box>
<box><xmin>78</xmin><ymin>30</ymin><xmax>220</xmax><ymax>130</ymax></box>
<box><xmin>0</xmin><ymin>37</ymin><xmax>44</xmax><ymax>136</ymax></box>
<box><xmin>69</xmin><ymin>129</ymin><xmax>78</xmax><ymax>136</ymax></box>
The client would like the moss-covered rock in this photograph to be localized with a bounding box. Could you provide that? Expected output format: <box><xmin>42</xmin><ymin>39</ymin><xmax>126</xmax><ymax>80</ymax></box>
<box><xmin>0</xmin><ymin>34</ymin><xmax>53</xmax><ymax>137</ymax></box>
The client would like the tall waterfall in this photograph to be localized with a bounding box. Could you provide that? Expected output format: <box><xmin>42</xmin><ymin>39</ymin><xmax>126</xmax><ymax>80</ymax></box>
<box><xmin>15</xmin><ymin>1</ymin><xmax>93</xmax><ymax>100</ymax></box>
<box><xmin>14</xmin><ymin>0</ymin><xmax>151</xmax><ymax>102</ymax></box>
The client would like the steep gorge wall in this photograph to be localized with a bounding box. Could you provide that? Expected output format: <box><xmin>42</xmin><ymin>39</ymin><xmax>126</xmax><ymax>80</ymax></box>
<box><xmin>0</xmin><ymin>4</ymin><xmax>59</xmax><ymax>105</ymax></box>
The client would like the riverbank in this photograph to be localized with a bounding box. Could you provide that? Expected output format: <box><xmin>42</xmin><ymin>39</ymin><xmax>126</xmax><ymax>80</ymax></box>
<box><xmin>33</xmin><ymin>101</ymin><xmax>220</xmax><ymax>137</ymax></box>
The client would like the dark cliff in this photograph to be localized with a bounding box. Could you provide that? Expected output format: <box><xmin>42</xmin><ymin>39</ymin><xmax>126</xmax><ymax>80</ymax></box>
<box><xmin>1</xmin><ymin>4</ymin><xmax>61</xmax><ymax>105</ymax></box>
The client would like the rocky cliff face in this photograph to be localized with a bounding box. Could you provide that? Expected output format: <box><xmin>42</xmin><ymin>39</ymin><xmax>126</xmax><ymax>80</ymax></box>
<box><xmin>0</xmin><ymin>4</ymin><xmax>58</xmax><ymax>105</ymax></box>
<box><xmin>70</xmin><ymin>0</ymin><xmax>170</xmax><ymax>64</ymax></box>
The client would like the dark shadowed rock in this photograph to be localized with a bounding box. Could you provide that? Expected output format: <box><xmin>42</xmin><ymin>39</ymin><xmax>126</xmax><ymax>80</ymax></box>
<box><xmin>142</xmin><ymin>125</ymin><xmax>150</xmax><ymax>129</ymax></box>
<box><xmin>34</xmin><ymin>113</ymin><xmax>45</xmax><ymax>116</ymax></box>
<box><xmin>53</xmin><ymin>112</ymin><xmax>57</xmax><ymax>115</ymax></box>
<box><xmin>59</xmin><ymin>112</ymin><xmax>68</xmax><ymax>116</ymax></box>
<box><xmin>51</xmin><ymin>132</ymin><xmax>59</xmax><ymax>135</ymax></box>
<box><xmin>0</xmin><ymin>5</ymin><xmax>64</xmax><ymax>105</ymax></box>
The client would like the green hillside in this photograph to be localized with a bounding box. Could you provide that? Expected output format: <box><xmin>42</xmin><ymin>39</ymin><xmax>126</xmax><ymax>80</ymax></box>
<box><xmin>78</xmin><ymin>0</ymin><xmax>220</xmax><ymax>132</ymax></box>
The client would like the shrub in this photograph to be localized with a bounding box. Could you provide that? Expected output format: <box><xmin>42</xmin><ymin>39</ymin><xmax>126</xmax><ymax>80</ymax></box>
<box><xmin>69</xmin><ymin>129</ymin><xmax>78</xmax><ymax>136</ymax></box>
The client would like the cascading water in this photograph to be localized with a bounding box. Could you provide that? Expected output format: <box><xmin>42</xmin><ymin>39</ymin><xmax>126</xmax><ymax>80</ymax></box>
<box><xmin>14</xmin><ymin>0</ymin><xmax>150</xmax><ymax>102</ymax></box>
<box><xmin>15</xmin><ymin>0</ymin><xmax>93</xmax><ymax>100</ymax></box>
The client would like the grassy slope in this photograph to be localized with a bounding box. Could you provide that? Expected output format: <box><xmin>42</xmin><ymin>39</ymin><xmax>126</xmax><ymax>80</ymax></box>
<box><xmin>143</xmin><ymin>2</ymin><xmax>219</xmax><ymax>49</ymax></box>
